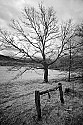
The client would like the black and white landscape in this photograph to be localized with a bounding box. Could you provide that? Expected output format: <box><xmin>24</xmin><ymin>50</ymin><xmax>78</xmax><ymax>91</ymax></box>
<box><xmin>0</xmin><ymin>0</ymin><xmax>83</xmax><ymax>125</ymax></box>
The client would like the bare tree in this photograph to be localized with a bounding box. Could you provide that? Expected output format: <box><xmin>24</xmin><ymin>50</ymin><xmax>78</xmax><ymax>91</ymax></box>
<box><xmin>60</xmin><ymin>19</ymin><xmax>80</xmax><ymax>81</ymax></box>
<box><xmin>0</xmin><ymin>4</ymin><xmax>71</xmax><ymax>82</ymax></box>
<box><xmin>75</xmin><ymin>23</ymin><xmax>83</xmax><ymax>82</ymax></box>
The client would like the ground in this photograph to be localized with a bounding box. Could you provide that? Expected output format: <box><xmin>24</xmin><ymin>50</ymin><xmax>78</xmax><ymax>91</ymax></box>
<box><xmin>0</xmin><ymin>77</ymin><xmax>83</xmax><ymax>125</ymax></box>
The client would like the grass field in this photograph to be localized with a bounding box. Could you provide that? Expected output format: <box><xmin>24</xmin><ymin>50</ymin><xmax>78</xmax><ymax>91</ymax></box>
<box><xmin>0</xmin><ymin>66</ymin><xmax>83</xmax><ymax>125</ymax></box>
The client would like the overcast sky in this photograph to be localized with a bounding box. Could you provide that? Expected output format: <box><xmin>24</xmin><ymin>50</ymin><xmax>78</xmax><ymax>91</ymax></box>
<box><xmin>0</xmin><ymin>0</ymin><xmax>83</xmax><ymax>29</ymax></box>
<box><xmin>0</xmin><ymin>0</ymin><xmax>83</xmax><ymax>56</ymax></box>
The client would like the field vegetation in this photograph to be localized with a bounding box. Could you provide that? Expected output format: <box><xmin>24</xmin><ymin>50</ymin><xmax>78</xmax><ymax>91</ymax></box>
<box><xmin>0</xmin><ymin>75</ymin><xmax>83</xmax><ymax>125</ymax></box>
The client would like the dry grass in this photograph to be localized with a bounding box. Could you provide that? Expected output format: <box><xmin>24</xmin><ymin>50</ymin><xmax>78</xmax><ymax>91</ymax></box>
<box><xmin>0</xmin><ymin>78</ymin><xmax>83</xmax><ymax>125</ymax></box>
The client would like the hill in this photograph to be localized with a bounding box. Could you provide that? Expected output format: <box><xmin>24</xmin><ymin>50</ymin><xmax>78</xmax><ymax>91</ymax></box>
<box><xmin>0</xmin><ymin>54</ymin><xmax>17</xmax><ymax>61</ymax></box>
<box><xmin>0</xmin><ymin>54</ymin><xmax>26</xmax><ymax>66</ymax></box>
<box><xmin>0</xmin><ymin>54</ymin><xmax>42</xmax><ymax>67</ymax></box>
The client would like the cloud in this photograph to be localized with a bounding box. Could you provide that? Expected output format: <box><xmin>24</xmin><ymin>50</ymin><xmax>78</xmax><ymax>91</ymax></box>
<box><xmin>0</xmin><ymin>0</ymin><xmax>83</xmax><ymax>29</ymax></box>
<box><xmin>0</xmin><ymin>0</ymin><xmax>25</xmax><ymax>28</ymax></box>
<box><xmin>0</xmin><ymin>0</ymin><xmax>83</xmax><ymax>56</ymax></box>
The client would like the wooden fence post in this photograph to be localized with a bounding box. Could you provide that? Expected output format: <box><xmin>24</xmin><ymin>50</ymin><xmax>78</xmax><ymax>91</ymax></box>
<box><xmin>35</xmin><ymin>91</ymin><xmax>41</xmax><ymax>120</ymax></box>
<box><xmin>58</xmin><ymin>83</ymin><xmax>64</xmax><ymax>104</ymax></box>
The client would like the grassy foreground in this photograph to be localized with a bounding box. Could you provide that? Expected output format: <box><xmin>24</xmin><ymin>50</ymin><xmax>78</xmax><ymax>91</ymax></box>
<box><xmin>0</xmin><ymin>77</ymin><xmax>83</xmax><ymax>125</ymax></box>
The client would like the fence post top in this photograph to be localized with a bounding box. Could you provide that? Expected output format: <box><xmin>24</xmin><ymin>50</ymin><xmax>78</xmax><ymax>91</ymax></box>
<box><xmin>35</xmin><ymin>90</ymin><xmax>39</xmax><ymax>92</ymax></box>
<box><xmin>58</xmin><ymin>83</ymin><xmax>62</xmax><ymax>86</ymax></box>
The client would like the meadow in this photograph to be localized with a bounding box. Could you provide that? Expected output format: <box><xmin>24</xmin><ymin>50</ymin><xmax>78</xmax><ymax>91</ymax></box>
<box><xmin>0</xmin><ymin>66</ymin><xmax>83</xmax><ymax>125</ymax></box>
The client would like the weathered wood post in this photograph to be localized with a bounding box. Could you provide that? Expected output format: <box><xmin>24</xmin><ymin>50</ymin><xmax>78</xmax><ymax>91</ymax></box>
<box><xmin>58</xmin><ymin>83</ymin><xmax>64</xmax><ymax>104</ymax></box>
<box><xmin>35</xmin><ymin>91</ymin><xmax>41</xmax><ymax>120</ymax></box>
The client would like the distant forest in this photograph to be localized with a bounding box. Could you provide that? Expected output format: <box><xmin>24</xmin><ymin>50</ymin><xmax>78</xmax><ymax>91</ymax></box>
<box><xmin>53</xmin><ymin>55</ymin><xmax>83</xmax><ymax>71</ymax></box>
<box><xmin>0</xmin><ymin>54</ymin><xmax>32</xmax><ymax>66</ymax></box>
<box><xmin>0</xmin><ymin>54</ymin><xmax>82</xmax><ymax>72</ymax></box>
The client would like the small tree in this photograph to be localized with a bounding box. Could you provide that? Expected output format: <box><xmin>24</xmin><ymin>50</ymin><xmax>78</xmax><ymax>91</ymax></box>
<box><xmin>76</xmin><ymin>23</ymin><xmax>83</xmax><ymax>82</ymax></box>
<box><xmin>0</xmin><ymin>4</ymin><xmax>71</xmax><ymax>82</ymax></box>
<box><xmin>60</xmin><ymin>19</ymin><xmax>77</xmax><ymax>81</ymax></box>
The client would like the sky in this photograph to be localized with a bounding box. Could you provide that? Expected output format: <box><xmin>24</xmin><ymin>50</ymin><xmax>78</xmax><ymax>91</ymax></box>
<box><xmin>0</xmin><ymin>0</ymin><xmax>83</xmax><ymax>56</ymax></box>
<box><xmin>0</xmin><ymin>0</ymin><xmax>83</xmax><ymax>29</ymax></box>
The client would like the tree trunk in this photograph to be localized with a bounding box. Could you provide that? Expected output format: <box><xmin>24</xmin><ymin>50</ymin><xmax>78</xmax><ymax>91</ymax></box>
<box><xmin>44</xmin><ymin>64</ymin><xmax>48</xmax><ymax>83</ymax></box>
<box><xmin>68</xmin><ymin>61</ymin><xmax>71</xmax><ymax>82</ymax></box>
<box><xmin>68</xmin><ymin>40</ymin><xmax>72</xmax><ymax>82</ymax></box>
<box><xmin>82</xmin><ymin>69</ymin><xmax>83</xmax><ymax>82</ymax></box>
